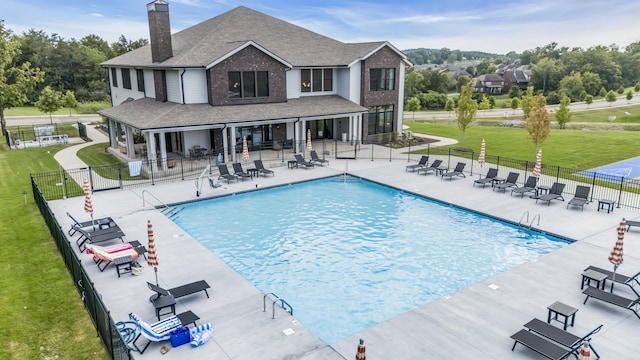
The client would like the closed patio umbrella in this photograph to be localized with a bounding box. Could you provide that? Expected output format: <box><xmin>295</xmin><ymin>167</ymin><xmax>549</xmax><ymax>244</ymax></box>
<box><xmin>147</xmin><ymin>220</ymin><xmax>159</xmax><ymax>286</ymax></box>
<box><xmin>532</xmin><ymin>149</ymin><xmax>542</xmax><ymax>177</ymax></box>
<box><xmin>608</xmin><ymin>218</ymin><xmax>625</xmax><ymax>287</ymax></box>
<box><xmin>82</xmin><ymin>179</ymin><xmax>95</xmax><ymax>230</ymax></box>
<box><xmin>355</xmin><ymin>338</ymin><xmax>366</xmax><ymax>360</ymax></box>
<box><xmin>306</xmin><ymin>129</ymin><xmax>313</xmax><ymax>152</ymax></box>
<box><xmin>478</xmin><ymin>139</ymin><xmax>485</xmax><ymax>178</ymax></box>
<box><xmin>242</xmin><ymin>136</ymin><xmax>250</xmax><ymax>162</ymax></box>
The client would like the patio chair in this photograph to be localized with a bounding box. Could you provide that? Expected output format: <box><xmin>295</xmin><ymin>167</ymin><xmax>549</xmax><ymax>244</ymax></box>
<box><xmin>129</xmin><ymin>312</ymin><xmax>182</xmax><ymax>354</ymax></box>
<box><xmin>67</xmin><ymin>212</ymin><xmax>114</xmax><ymax>236</ymax></box>
<box><xmin>536</xmin><ymin>182</ymin><xmax>566</xmax><ymax>205</ymax></box>
<box><xmin>441</xmin><ymin>162</ymin><xmax>466</xmax><ymax>180</ymax></box>
<box><xmin>294</xmin><ymin>154</ymin><xmax>314</xmax><ymax>169</ymax></box>
<box><xmin>417</xmin><ymin>159</ymin><xmax>443</xmax><ymax>175</ymax></box>
<box><xmin>510</xmin><ymin>329</ymin><xmax>578</xmax><ymax>360</ymax></box>
<box><xmin>310</xmin><ymin>150</ymin><xmax>330</xmax><ymax>166</ymax></box>
<box><xmin>405</xmin><ymin>155</ymin><xmax>428</xmax><ymax>172</ymax></box>
<box><xmin>582</xmin><ymin>286</ymin><xmax>640</xmax><ymax>319</ymax></box>
<box><xmin>75</xmin><ymin>225</ymin><xmax>125</xmax><ymax>251</ymax></box>
<box><xmin>473</xmin><ymin>168</ymin><xmax>498</xmax><ymax>188</ymax></box>
<box><xmin>511</xmin><ymin>176</ymin><xmax>538</xmax><ymax>197</ymax></box>
<box><xmin>584</xmin><ymin>265</ymin><xmax>640</xmax><ymax>296</ymax></box>
<box><xmin>85</xmin><ymin>243</ymin><xmax>141</xmax><ymax>272</ymax></box>
<box><xmin>232</xmin><ymin>163</ymin><xmax>252</xmax><ymax>181</ymax></box>
<box><xmin>567</xmin><ymin>185</ymin><xmax>590</xmax><ymax>211</ymax></box>
<box><xmin>147</xmin><ymin>280</ymin><xmax>211</xmax><ymax>301</ymax></box>
<box><xmin>254</xmin><ymin>160</ymin><xmax>274</xmax><ymax>177</ymax></box>
<box><xmin>493</xmin><ymin>172</ymin><xmax>520</xmax><ymax>192</ymax></box>
<box><xmin>217</xmin><ymin>164</ymin><xmax>238</xmax><ymax>183</ymax></box>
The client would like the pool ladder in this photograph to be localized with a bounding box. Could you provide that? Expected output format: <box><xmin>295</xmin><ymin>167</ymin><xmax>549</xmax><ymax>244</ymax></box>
<box><xmin>263</xmin><ymin>293</ymin><xmax>293</xmax><ymax>319</ymax></box>
<box><xmin>142</xmin><ymin>190</ymin><xmax>184</xmax><ymax>219</ymax></box>
<box><xmin>519</xmin><ymin>211</ymin><xmax>540</xmax><ymax>229</ymax></box>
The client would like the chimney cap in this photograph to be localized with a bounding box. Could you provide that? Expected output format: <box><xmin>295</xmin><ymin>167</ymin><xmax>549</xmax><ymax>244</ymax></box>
<box><xmin>147</xmin><ymin>0</ymin><xmax>169</xmax><ymax>12</ymax></box>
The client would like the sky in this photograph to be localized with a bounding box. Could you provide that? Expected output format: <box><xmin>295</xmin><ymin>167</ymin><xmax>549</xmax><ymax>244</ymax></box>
<box><xmin>3</xmin><ymin>0</ymin><xmax>639</xmax><ymax>54</ymax></box>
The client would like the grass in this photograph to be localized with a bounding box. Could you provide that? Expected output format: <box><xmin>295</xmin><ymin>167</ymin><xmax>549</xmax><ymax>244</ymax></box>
<box><xmin>4</xmin><ymin>107</ymin><xmax>78</xmax><ymax>116</ymax></box>
<box><xmin>6</xmin><ymin>124</ymin><xmax>80</xmax><ymax>141</ymax></box>
<box><xmin>0</xmin><ymin>145</ymin><xmax>107</xmax><ymax>359</ymax></box>
<box><xmin>77</xmin><ymin>143</ymin><xmax>147</xmax><ymax>180</ymax></box>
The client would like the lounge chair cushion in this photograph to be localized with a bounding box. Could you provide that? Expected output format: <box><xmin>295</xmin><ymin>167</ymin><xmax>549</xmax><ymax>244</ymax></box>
<box><xmin>510</xmin><ymin>329</ymin><xmax>574</xmax><ymax>360</ymax></box>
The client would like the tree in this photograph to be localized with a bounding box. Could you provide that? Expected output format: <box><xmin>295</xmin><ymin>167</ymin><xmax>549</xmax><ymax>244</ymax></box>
<box><xmin>525</xmin><ymin>94</ymin><xmax>551</xmax><ymax>150</ymax></box>
<box><xmin>508</xmin><ymin>86</ymin><xmax>522</xmax><ymax>98</ymax></box>
<box><xmin>0</xmin><ymin>21</ymin><xmax>45</xmax><ymax>133</ymax></box>
<box><xmin>35</xmin><ymin>86</ymin><xmax>62</xmax><ymax>123</ymax></box>
<box><xmin>558</xmin><ymin>72</ymin><xmax>584</xmax><ymax>102</ymax></box>
<box><xmin>405</xmin><ymin>97</ymin><xmax>420</xmax><ymax>118</ymax></box>
<box><xmin>444</xmin><ymin>97</ymin><xmax>455</xmax><ymax>117</ymax></box>
<box><xmin>598</xmin><ymin>87</ymin><xmax>607</xmax><ymax>98</ymax></box>
<box><xmin>635</xmin><ymin>82</ymin><xmax>640</xmax><ymax>92</ymax></box>
<box><xmin>479</xmin><ymin>94</ymin><xmax>491</xmax><ymax>114</ymax></box>
<box><xmin>605</xmin><ymin>90</ymin><xmax>617</xmax><ymax>106</ymax></box>
<box><xmin>626</xmin><ymin>90</ymin><xmax>634</xmax><ymax>104</ymax></box>
<box><xmin>521</xmin><ymin>86</ymin><xmax>534</xmax><ymax>119</ymax></box>
<box><xmin>617</xmin><ymin>85</ymin><xmax>625</xmax><ymax>94</ymax></box>
<box><xmin>510</xmin><ymin>97</ymin><xmax>520</xmax><ymax>114</ymax></box>
<box><xmin>454</xmin><ymin>80</ymin><xmax>477</xmax><ymax>149</ymax></box>
<box><xmin>404</xmin><ymin>70</ymin><xmax>424</xmax><ymax>99</ymax></box>
<box><xmin>62</xmin><ymin>90</ymin><xmax>77</xmax><ymax>115</ymax></box>
<box><xmin>555</xmin><ymin>95</ymin><xmax>572</xmax><ymax>129</ymax></box>
<box><xmin>585</xmin><ymin>94</ymin><xmax>594</xmax><ymax>108</ymax></box>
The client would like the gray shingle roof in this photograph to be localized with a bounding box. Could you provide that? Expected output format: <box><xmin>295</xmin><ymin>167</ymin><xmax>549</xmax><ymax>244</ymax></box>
<box><xmin>98</xmin><ymin>95</ymin><xmax>367</xmax><ymax>131</ymax></box>
<box><xmin>102</xmin><ymin>6</ymin><xmax>396</xmax><ymax>68</ymax></box>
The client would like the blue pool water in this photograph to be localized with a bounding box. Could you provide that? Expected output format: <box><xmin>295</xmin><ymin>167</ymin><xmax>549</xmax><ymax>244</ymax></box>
<box><xmin>172</xmin><ymin>177</ymin><xmax>570</xmax><ymax>344</ymax></box>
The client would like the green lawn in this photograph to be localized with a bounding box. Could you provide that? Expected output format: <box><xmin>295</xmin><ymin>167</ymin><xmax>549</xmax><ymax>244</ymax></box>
<box><xmin>4</xmin><ymin>107</ymin><xmax>78</xmax><ymax>116</ymax></box>
<box><xmin>0</xmin><ymin>145</ymin><xmax>107</xmax><ymax>359</ymax></box>
<box><xmin>77</xmin><ymin>143</ymin><xmax>147</xmax><ymax>180</ymax></box>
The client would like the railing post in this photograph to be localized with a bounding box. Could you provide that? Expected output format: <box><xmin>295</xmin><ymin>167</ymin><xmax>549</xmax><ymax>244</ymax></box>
<box><xmin>617</xmin><ymin>177</ymin><xmax>624</xmax><ymax>208</ymax></box>
<box><xmin>470</xmin><ymin>150</ymin><xmax>475</xmax><ymax>175</ymax></box>
<box><xmin>591</xmin><ymin>172</ymin><xmax>597</xmax><ymax>202</ymax></box>
<box><xmin>118</xmin><ymin>164</ymin><xmax>123</xmax><ymax>189</ymax></box>
<box><xmin>181</xmin><ymin>158</ymin><xmax>185</xmax><ymax>180</ymax></box>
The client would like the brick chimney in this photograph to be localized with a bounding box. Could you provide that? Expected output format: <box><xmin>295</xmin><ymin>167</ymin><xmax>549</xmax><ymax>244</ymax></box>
<box><xmin>147</xmin><ymin>0</ymin><xmax>173</xmax><ymax>63</ymax></box>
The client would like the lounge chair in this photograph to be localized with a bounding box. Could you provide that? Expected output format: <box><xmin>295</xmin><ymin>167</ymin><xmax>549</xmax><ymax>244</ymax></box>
<box><xmin>493</xmin><ymin>172</ymin><xmax>520</xmax><ymax>192</ymax></box>
<box><xmin>510</xmin><ymin>329</ymin><xmax>577</xmax><ymax>360</ymax></box>
<box><xmin>567</xmin><ymin>185</ymin><xmax>590</xmax><ymax>211</ymax></box>
<box><xmin>294</xmin><ymin>154</ymin><xmax>314</xmax><ymax>169</ymax></box>
<box><xmin>129</xmin><ymin>312</ymin><xmax>182</xmax><ymax>354</ymax></box>
<box><xmin>584</xmin><ymin>265</ymin><xmax>640</xmax><ymax>296</ymax></box>
<box><xmin>511</xmin><ymin>176</ymin><xmax>538</xmax><ymax>197</ymax></box>
<box><xmin>75</xmin><ymin>225</ymin><xmax>125</xmax><ymax>251</ymax></box>
<box><xmin>232</xmin><ymin>163</ymin><xmax>252</xmax><ymax>181</ymax></box>
<box><xmin>536</xmin><ymin>182</ymin><xmax>566</xmax><ymax>205</ymax></box>
<box><xmin>217</xmin><ymin>164</ymin><xmax>238</xmax><ymax>183</ymax></box>
<box><xmin>67</xmin><ymin>212</ymin><xmax>114</xmax><ymax>236</ymax></box>
<box><xmin>441</xmin><ymin>162</ymin><xmax>466</xmax><ymax>180</ymax></box>
<box><xmin>523</xmin><ymin>318</ymin><xmax>602</xmax><ymax>359</ymax></box>
<box><xmin>310</xmin><ymin>150</ymin><xmax>330</xmax><ymax>166</ymax></box>
<box><xmin>405</xmin><ymin>155</ymin><xmax>428</xmax><ymax>172</ymax></box>
<box><xmin>582</xmin><ymin>286</ymin><xmax>640</xmax><ymax>319</ymax></box>
<box><xmin>417</xmin><ymin>159</ymin><xmax>443</xmax><ymax>175</ymax></box>
<box><xmin>147</xmin><ymin>281</ymin><xmax>211</xmax><ymax>301</ymax></box>
<box><xmin>254</xmin><ymin>160</ymin><xmax>274</xmax><ymax>177</ymax></box>
<box><xmin>85</xmin><ymin>243</ymin><xmax>141</xmax><ymax>272</ymax></box>
<box><xmin>473</xmin><ymin>168</ymin><xmax>498</xmax><ymax>188</ymax></box>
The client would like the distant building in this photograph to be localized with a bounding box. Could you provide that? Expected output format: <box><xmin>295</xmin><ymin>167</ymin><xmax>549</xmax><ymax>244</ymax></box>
<box><xmin>473</xmin><ymin>74</ymin><xmax>506</xmax><ymax>94</ymax></box>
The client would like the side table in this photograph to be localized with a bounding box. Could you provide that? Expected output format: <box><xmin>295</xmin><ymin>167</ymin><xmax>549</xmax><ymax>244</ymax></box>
<box><xmin>547</xmin><ymin>301</ymin><xmax>578</xmax><ymax>330</ymax></box>
<box><xmin>581</xmin><ymin>269</ymin><xmax>608</xmax><ymax>290</ymax></box>
<box><xmin>177</xmin><ymin>310</ymin><xmax>200</xmax><ymax>327</ymax></box>
<box><xmin>288</xmin><ymin>160</ymin><xmax>298</xmax><ymax>169</ymax></box>
<box><xmin>114</xmin><ymin>255</ymin><xmax>133</xmax><ymax>278</ymax></box>
<box><xmin>597</xmin><ymin>199</ymin><xmax>615</xmax><ymax>213</ymax></box>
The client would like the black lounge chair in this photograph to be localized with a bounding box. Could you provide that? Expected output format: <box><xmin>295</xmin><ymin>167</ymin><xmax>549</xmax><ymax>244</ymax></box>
<box><xmin>584</xmin><ymin>265</ymin><xmax>640</xmax><ymax>296</ymax></box>
<box><xmin>511</xmin><ymin>176</ymin><xmax>538</xmax><ymax>197</ymax></box>
<box><xmin>294</xmin><ymin>154</ymin><xmax>314</xmax><ymax>169</ymax></box>
<box><xmin>493</xmin><ymin>172</ymin><xmax>520</xmax><ymax>192</ymax></box>
<box><xmin>510</xmin><ymin>329</ymin><xmax>576</xmax><ymax>360</ymax></box>
<box><xmin>473</xmin><ymin>168</ymin><xmax>498</xmax><ymax>188</ymax></box>
<box><xmin>417</xmin><ymin>159</ymin><xmax>443</xmax><ymax>175</ymax></box>
<box><xmin>405</xmin><ymin>155</ymin><xmax>428</xmax><ymax>172</ymax></box>
<box><xmin>232</xmin><ymin>163</ymin><xmax>252</xmax><ymax>181</ymax></box>
<box><xmin>310</xmin><ymin>150</ymin><xmax>329</xmax><ymax>166</ymax></box>
<box><xmin>253</xmin><ymin>160</ymin><xmax>274</xmax><ymax>177</ymax></box>
<box><xmin>75</xmin><ymin>225</ymin><xmax>125</xmax><ymax>251</ymax></box>
<box><xmin>523</xmin><ymin>318</ymin><xmax>602</xmax><ymax>359</ymax></box>
<box><xmin>536</xmin><ymin>182</ymin><xmax>566</xmax><ymax>205</ymax></box>
<box><xmin>217</xmin><ymin>164</ymin><xmax>238</xmax><ymax>183</ymax></box>
<box><xmin>67</xmin><ymin>212</ymin><xmax>114</xmax><ymax>236</ymax></box>
<box><xmin>148</xmin><ymin>280</ymin><xmax>211</xmax><ymax>301</ymax></box>
<box><xmin>567</xmin><ymin>185</ymin><xmax>590</xmax><ymax>211</ymax></box>
<box><xmin>582</xmin><ymin>286</ymin><xmax>640</xmax><ymax>319</ymax></box>
<box><xmin>441</xmin><ymin>162</ymin><xmax>466</xmax><ymax>180</ymax></box>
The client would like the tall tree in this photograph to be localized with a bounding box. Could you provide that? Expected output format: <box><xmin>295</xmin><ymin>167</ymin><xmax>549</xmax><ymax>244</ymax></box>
<box><xmin>605</xmin><ymin>90</ymin><xmax>617</xmax><ymax>106</ymax></box>
<box><xmin>0</xmin><ymin>21</ymin><xmax>45</xmax><ymax>133</ymax></box>
<box><xmin>510</xmin><ymin>97</ymin><xmax>520</xmax><ymax>114</ymax></box>
<box><xmin>35</xmin><ymin>85</ymin><xmax>62</xmax><ymax>123</ymax></box>
<box><xmin>405</xmin><ymin>97</ymin><xmax>420</xmax><ymax>118</ymax></box>
<box><xmin>454</xmin><ymin>80</ymin><xmax>477</xmax><ymax>149</ymax></box>
<box><xmin>555</xmin><ymin>95</ymin><xmax>572</xmax><ymax>129</ymax></box>
<box><xmin>62</xmin><ymin>90</ymin><xmax>77</xmax><ymax>115</ymax></box>
<box><xmin>520</xmin><ymin>86</ymin><xmax>534</xmax><ymax>119</ymax></box>
<box><xmin>525</xmin><ymin>94</ymin><xmax>551</xmax><ymax>150</ymax></box>
<box><xmin>479</xmin><ymin>94</ymin><xmax>491</xmax><ymax>114</ymax></box>
<box><xmin>404</xmin><ymin>70</ymin><xmax>424</xmax><ymax>99</ymax></box>
<box><xmin>584</xmin><ymin>94</ymin><xmax>594</xmax><ymax>108</ymax></box>
<box><xmin>558</xmin><ymin>72</ymin><xmax>585</xmax><ymax>102</ymax></box>
<box><xmin>444</xmin><ymin>97</ymin><xmax>455</xmax><ymax>117</ymax></box>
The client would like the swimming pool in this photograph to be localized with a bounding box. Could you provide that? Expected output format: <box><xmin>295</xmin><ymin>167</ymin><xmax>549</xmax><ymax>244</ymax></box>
<box><xmin>172</xmin><ymin>177</ymin><xmax>570</xmax><ymax>344</ymax></box>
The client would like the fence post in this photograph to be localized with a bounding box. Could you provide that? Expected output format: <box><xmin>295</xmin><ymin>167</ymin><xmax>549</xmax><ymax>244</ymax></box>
<box><xmin>150</xmin><ymin>158</ymin><xmax>155</xmax><ymax>185</ymax></box>
<box><xmin>407</xmin><ymin>138</ymin><xmax>411</xmax><ymax>162</ymax></box>
<box><xmin>118</xmin><ymin>164</ymin><xmax>123</xmax><ymax>189</ymax></box>
<box><xmin>470</xmin><ymin>150</ymin><xmax>475</xmax><ymax>175</ymax></box>
<box><xmin>591</xmin><ymin>172</ymin><xmax>597</xmax><ymax>202</ymax></box>
<box><xmin>617</xmin><ymin>177</ymin><xmax>624</xmax><ymax>208</ymax></box>
<box><xmin>447</xmin><ymin>148</ymin><xmax>451</xmax><ymax>168</ymax></box>
<box><xmin>88</xmin><ymin>167</ymin><xmax>94</xmax><ymax>193</ymax></box>
<box><xmin>181</xmin><ymin>158</ymin><xmax>185</xmax><ymax>181</ymax></box>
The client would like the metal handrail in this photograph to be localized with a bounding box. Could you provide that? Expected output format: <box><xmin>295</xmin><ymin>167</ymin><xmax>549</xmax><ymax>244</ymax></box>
<box><xmin>263</xmin><ymin>292</ymin><xmax>293</xmax><ymax>319</ymax></box>
<box><xmin>530</xmin><ymin>214</ymin><xmax>541</xmax><ymax>228</ymax></box>
<box><xmin>142</xmin><ymin>190</ymin><xmax>181</xmax><ymax>218</ymax></box>
<box><xmin>518</xmin><ymin>211</ymin><xmax>529</xmax><ymax>227</ymax></box>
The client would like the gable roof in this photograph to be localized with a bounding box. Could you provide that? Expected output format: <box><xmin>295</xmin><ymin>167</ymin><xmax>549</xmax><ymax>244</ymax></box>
<box><xmin>103</xmin><ymin>6</ymin><xmax>407</xmax><ymax>69</ymax></box>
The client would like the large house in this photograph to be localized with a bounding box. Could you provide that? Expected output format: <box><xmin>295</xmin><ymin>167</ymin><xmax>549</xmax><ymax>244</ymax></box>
<box><xmin>100</xmin><ymin>1</ymin><xmax>410</xmax><ymax>169</ymax></box>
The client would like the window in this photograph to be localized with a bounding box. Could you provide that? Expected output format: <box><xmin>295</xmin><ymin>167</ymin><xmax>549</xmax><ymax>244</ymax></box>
<box><xmin>367</xmin><ymin>105</ymin><xmax>394</xmax><ymax>135</ymax></box>
<box><xmin>370</xmin><ymin>68</ymin><xmax>395</xmax><ymax>91</ymax></box>
<box><xmin>121</xmin><ymin>69</ymin><xmax>131</xmax><ymax>89</ymax></box>
<box><xmin>111</xmin><ymin>68</ymin><xmax>118</xmax><ymax>87</ymax></box>
<box><xmin>228</xmin><ymin>71</ymin><xmax>269</xmax><ymax>98</ymax></box>
<box><xmin>300</xmin><ymin>68</ymin><xmax>333</xmax><ymax>93</ymax></box>
<box><xmin>136</xmin><ymin>69</ymin><xmax>145</xmax><ymax>92</ymax></box>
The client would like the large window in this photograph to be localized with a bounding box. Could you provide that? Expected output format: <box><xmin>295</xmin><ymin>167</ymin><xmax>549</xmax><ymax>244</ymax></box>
<box><xmin>301</xmin><ymin>68</ymin><xmax>333</xmax><ymax>93</ymax></box>
<box><xmin>367</xmin><ymin>105</ymin><xmax>394</xmax><ymax>135</ymax></box>
<box><xmin>136</xmin><ymin>69</ymin><xmax>145</xmax><ymax>92</ymax></box>
<box><xmin>111</xmin><ymin>68</ymin><xmax>118</xmax><ymax>87</ymax></box>
<box><xmin>370</xmin><ymin>68</ymin><xmax>395</xmax><ymax>91</ymax></box>
<box><xmin>228</xmin><ymin>71</ymin><xmax>269</xmax><ymax>98</ymax></box>
<box><xmin>121</xmin><ymin>69</ymin><xmax>132</xmax><ymax>89</ymax></box>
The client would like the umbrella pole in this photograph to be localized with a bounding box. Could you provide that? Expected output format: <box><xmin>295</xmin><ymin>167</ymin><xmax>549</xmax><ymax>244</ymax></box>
<box><xmin>154</xmin><ymin>267</ymin><xmax>159</xmax><ymax>287</ymax></box>
<box><xmin>91</xmin><ymin>214</ymin><xmax>95</xmax><ymax>231</ymax></box>
<box><xmin>612</xmin><ymin>264</ymin><xmax>618</xmax><ymax>292</ymax></box>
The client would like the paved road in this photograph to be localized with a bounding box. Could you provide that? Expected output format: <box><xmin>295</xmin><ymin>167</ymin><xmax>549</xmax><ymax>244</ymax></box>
<box><xmin>5</xmin><ymin>114</ymin><xmax>102</xmax><ymax>126</ymax></box>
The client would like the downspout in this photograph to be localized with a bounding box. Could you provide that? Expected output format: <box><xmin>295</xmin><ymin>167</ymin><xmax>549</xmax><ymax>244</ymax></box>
<box><xmin>180</xmin><ymin>68</ymin><xmax>186</xmax><ymax>104</ymax></box>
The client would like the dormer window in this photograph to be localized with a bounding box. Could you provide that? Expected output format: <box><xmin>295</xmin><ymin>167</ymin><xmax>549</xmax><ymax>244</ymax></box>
<box><xmin>228</xmin><ymin>71</ymin><xmax>269</xmax><ymax>98</ymax></box>
<box><xmin>300</xmin><ymin>68</ymin><xmax>333</xmax><ymax>93</ymax></box>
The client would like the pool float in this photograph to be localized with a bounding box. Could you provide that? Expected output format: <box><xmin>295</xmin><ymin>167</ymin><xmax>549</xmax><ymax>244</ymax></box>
<box><xmin>190</xmin><ymin>323</ymin><xmax>212</xmax><ymax>347</ymax></box>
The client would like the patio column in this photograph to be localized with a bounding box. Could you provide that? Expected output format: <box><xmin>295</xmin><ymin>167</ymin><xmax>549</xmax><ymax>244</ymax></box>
<box><xmin>125</xmin><ymin>126</ymin><xmax>135</xmax><ymax>158</ymax></box>
<box><xmin>147</xmin><ymin>131</ymin><xmax>157</xmax><ymax>169</ymax></box>
<box><xmin>158</xmin><ymin>132</ymin><xmax>167</xmax><ymax>171</ymax></box>
<box><xmin>301</xmin><ymin>121</ymin><xmax>307</xmax><ymax>155</ymax></box>
<box><xmin>294</xmin><ymin>121</ymin><xmax>300</xmax><ymax>153</ymax></box>
<box><xmin>230</xmin><ymin>125</ymin><xmax>237</xmax><ymax>163</ymax></box>
<box><xmin>222</xmin><ymin>127</ymin><xmax>229</xmax><ymax>163</ymax></box>
<box><xmin>108</xmin><ymin>119</ymin><xmax>117</xmax><ymax>148</ymax></box>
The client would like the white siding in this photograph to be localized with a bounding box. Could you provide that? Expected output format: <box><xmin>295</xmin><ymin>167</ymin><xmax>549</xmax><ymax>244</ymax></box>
<box><xmin>182</xmin><ymin>69</ymin><xmax>208</xmax><ymax>104</ymax></box>
<box><xmin>286</xmin><ymin>69</ymin><xmax>302</xmax><ymax>99</ymax></box>
<box><xmin>166</xmin><ymin>70</ymin><xmax>181</xmax><ymax>103</ymax></box>
<box><xmin>335</xmin><ymin>68</ymin><xmax>351</xmax><ymax>99</ymax></box>
<box><xmin>143</xmin><ymin>69</ymin><xmax>155</xmax><ymax>99</ymax></box>
<box><xmin>397</xmin><ymin>61</ymin><xmax>406</xmax><ymax>133</ymax></box>
<box><xmin>347</xmin><ymin>62</ymin><xmax>361</xmax><ymax>103</ymax></box>
<box><xmin>110</xmin><ymin>67</ymin><xmax>145</xmax><ymax>106</ymax></box>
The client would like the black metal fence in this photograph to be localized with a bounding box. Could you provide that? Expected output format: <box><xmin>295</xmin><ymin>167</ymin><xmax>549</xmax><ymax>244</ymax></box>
<box><xmin>31</xmin><ymin>176</ymin><xmax>131</xmax><ymax>360</ymax></box>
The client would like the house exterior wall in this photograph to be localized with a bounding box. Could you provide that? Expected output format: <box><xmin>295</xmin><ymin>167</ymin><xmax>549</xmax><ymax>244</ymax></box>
<box><xmin>182</xmin><ymin>68</ymin><xmax>208</xmax><ymax>104</ymax></box>
<box><xmin>166</xmin><ymin>70</ymin><xmax>181</xmax><ymax>103</ymax></box>
<box><xmin>143</xmin><ymin>69</ymin><xmax>156</xmax><ymax>99</ymax></box>
<box><xmin>208</xmin><ymin>45</ymin><xmax>288</xmax><ymax>106</ymax></box>
<box><xmin>109</xmin><ymin>67</ymin><xmax>146</xmax><ymax>105</ymax></box>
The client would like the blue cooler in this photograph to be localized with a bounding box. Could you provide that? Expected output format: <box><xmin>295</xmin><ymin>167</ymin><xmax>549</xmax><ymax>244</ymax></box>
<box><xmin>170</xmin><ymin>327</ymin><xmax>190</xmax><ymax>347</ymax></box>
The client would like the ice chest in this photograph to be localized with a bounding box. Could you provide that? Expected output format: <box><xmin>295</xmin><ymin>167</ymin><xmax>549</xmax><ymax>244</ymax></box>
<box><xmin>170</xmin><ymin>327</ymin><xmax>190</xmax><ymax>347</ymax></box>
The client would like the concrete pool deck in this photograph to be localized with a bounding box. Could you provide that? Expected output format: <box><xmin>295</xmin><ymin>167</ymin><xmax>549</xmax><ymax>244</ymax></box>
<box><xmin>48</xmin><ymin>153</ymin><xmax>640</xmax><ymax>359</ymax></box>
